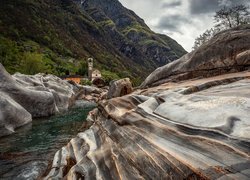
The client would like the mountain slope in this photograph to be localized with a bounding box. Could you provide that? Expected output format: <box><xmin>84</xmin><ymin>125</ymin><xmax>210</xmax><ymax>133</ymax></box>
<box><xmin>78</xmin><ymin>0</ymin><xmax>186</xmax><ymax>63</ymax></box>
<box><xmin>0</xmin><ymin>0</ymin><xmax>186</xmax><ymax>82</ymax></box>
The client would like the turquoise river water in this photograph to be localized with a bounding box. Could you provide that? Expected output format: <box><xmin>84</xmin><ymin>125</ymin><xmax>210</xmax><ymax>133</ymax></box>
<box><xmin>0</xmin><ymin>101</ymin><xmax>96</xmax><ymax>180</ymax></box>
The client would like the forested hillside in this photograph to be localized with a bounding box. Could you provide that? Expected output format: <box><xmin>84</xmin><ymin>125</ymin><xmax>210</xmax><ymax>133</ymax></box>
<box><xmin>0</xmin><ymin>0</ymin><xmax>186</xmax><ymax>84</ymax></box>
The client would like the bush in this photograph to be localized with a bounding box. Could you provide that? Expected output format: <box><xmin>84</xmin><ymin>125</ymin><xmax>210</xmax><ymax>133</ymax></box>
<box><xmin>0</xmin><ymin>37</ymin><xmax>20</xmax><ymax>74</ymax></box>
<box><xmin>80</xmin><ymin>79</ymin><xmax>92</xmax><ymax>86</ymax></box>
<box><xmin>20</xmin><ymin>52</ymin><xmax>47</xmax><ymax>75</ymax></box>
<box><xmin>101</xmin><ymin>70</ymin><xmax>120</xmax><ymax>84</ymax></box>
<box><xmin>132</xmin><ymin>77</ymin><xmax>143</xmax><ymax>87</ymax></box>
<box><xmin>77</xmin><ymin>61</ymin><xmax>88</xmax><ymax>76</ymax></box>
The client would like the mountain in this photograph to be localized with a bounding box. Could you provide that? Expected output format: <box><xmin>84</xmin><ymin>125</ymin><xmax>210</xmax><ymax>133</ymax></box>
<box><xmin>0</xmin><ymin>0</ymin><xmax>186</xmax><ymax>83</ymax></box>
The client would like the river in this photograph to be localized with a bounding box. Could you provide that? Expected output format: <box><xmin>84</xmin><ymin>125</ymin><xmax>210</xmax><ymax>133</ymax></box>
<box><xmin>0</xmin><ymin>100</ymin><xmax>96</xmax><ymax>180</ymax></box>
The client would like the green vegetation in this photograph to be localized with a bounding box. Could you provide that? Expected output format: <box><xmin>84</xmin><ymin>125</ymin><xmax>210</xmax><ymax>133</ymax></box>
<box><xmin>193</xmin><ymin>4</ymin><xmax>250</xmax><ymax>49</ymax></box>
<box><xmin>101</xmin><ymin>70</ymin><xmax>121</xmax><ymax>84</ymax></box>
<box><xmin>0</xmin><ymin>36</ymin><xmax>81</xmax><ymax>76</ymax></box>
<box><xmin>20</xmin><ymin>52</ymin><xmax>47</xmax><ymax>75</ymax></box>
<box><xmin>0</xmin><ymin>36</ymin><xmax>20</xmax><ymax>74</ymax></box>
<box><xmin>139</xmin><ymin>39</ymin><xmax>162</xmax><ymax>47</ymax></box>
<box><xmin>97</xmin><ymin>19</ymin><xmax>115</xmax><ymax>28</ymax></box>
<box><xmin>122</xmin><ymin>22</ymin><xmax>152</xmax><ymax>35</ymax></box>
<box><xmin>0</xmin><ymin>0</ymin><xmax>186</xmax><ymax>84</ymax></box>
<box><xmin>131</xmin><ymin>77</ymin><xmax>144</xmax><ymax>87</ymax></box>
<box><xmin>77</xmin><ymin>61</ymin><xmax>88</xmax><ymax>76</ymax></box>
<box><xmin>80</xmin><ymin>79</ymin><xmax>92</xmax><ymax>86</ymax></box>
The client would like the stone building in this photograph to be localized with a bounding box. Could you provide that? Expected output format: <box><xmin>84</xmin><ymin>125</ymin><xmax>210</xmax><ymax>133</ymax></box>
<box><xmin>92</xmin><ymin>69</ymin><xmax>102</xmax><ymax>79</ymax></box>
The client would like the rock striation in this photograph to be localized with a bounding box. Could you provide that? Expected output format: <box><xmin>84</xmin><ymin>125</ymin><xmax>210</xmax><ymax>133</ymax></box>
<box><xmin>76</xmin><ymin>85</ymin><xmax>108</xmax><ymax>103</ymax></box>
<box><xmin>45</xmin><ymin>72</ymin><xmax>250</xmax><ymax>180</ymax></box>
<box><xmin>107</xmin><ymin>78</ymin><xmax>133</xmax><ymax>99</ymax></box>
<box><xmin>141</xmin><ymin>25</ymin><xmax>250</xmax><ymax>88</ymax></box>
<box><xmin>0</xmin><ymin>64</ymin><xmax>76</xmax><ymax>137</ymax></box>
<box><xmin>0</xmin><ymin>92</ymin><xmax>32</xmax><ymax>137</ymax></box>
<box><xmin>45</xmin><ymin>26</ymin><xmax>250</xmax><ymax>179</ymax></box>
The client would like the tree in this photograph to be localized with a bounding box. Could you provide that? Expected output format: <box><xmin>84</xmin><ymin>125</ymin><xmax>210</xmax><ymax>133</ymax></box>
<box><xmin>0</xmin><ymin>37</ymin><xmax>21</xmax><ymax>73</ymax></box>
<box><xmin>101</xmin><ymin>70</ymin><xmax>120</xmax><ymax>85</ymax></box>
<box><xmin>193</xmin><ymin>28</ymin><xmax>220</xmax><ymax>50</ymax></box>
<box><xmin>77</xmin><ymin>61</ymin><xmax>88</xmax><ymax>76</ymax></box>
<box><xmin>21</xmin><ymin>52</ymin><xmax>47</xmax><ymax>75</ymax></box>
<box><xmin>193</xmin><ymin>4</ymin><xmax>249</xmax><ymax>50</ymax></box>
<box><xmin>214</xmin><ymin>4</ymin><xmax>250</xmax><ymax>29</ymax></box>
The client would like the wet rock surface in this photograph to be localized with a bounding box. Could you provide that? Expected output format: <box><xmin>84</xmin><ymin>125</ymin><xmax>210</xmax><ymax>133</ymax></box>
<box><xmin>0</xmin><ymin>63</ymin><xmax>76</xmax><ymax>137</ymax></box>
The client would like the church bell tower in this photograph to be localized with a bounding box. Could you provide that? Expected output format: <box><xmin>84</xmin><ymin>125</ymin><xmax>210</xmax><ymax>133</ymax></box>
<box><xmin>88</xmin><ymin>58</ymin><xmax>93</xmax><ymax>81</ymax></box>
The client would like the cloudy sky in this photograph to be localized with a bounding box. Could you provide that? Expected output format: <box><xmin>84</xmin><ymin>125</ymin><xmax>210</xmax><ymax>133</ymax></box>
<box><xmin>119</xmin><ymin>0</ymin><xmax>249</xmax><ymax>52</ymax></box>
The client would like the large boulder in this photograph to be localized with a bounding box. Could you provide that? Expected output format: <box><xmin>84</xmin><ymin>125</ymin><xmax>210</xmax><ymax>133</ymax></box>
<box><xmin>107</xmin><ymin>78</ymin><xmax>133</xmax><ymax>99</ymax></box>
<box><xmin>141</xmin><ymin>25</ymin><xmax>250</xmax><ymax>88</ymax></box>
<box><xmin>0</xmin><ymin>63</ymin><xmax>76</xmax><ymax>136</ymax></box>
<box><xmin>0</xmin><ymin>92</ymin><xmax>32</xmax><ymax>137</ymax></box>
<box><xmin>12</xmin><ymin>73</ymin><xmax>76</xmax><ymax>113</ymax></box>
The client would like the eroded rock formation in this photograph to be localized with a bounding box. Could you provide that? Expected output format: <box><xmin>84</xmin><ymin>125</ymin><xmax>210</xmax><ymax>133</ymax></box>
<box><xmin>107</xmin><ymin>78</ymin><xmax>133</xmax><ymax>99</ymax></box>
<box><xmin>141</xmin><ymin>25</ymin><xmax>250</xmax><ymax>88</ymax></box>
<box><xmin>0</xmin><ymin>92</ymin><xmax>32</xmax><ymax>136</ymax></box>
<box><xmin>45</xmin><ymin>26</ymin><xmax>250</xmax><ymax>179</ymax></box>
<box><xmin>76</xmin><ymin>85</ymin><xmax>108</xmax><ymax>102</ymax></box>
<box><xmin>0</xmin><ymin>64</ymin><xmax>76</xmax><ymax>137</ymax></box>
<box><xmin>45</xmin><ymin>72</ymin><xmax>250</xmax><ymax>180</ymax></box>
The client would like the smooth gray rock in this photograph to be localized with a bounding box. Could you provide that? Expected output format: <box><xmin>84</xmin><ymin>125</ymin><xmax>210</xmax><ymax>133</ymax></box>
<box><xmin>0</xmin><ymin>92</ymin><xmax>32</xmax><ymax>137</ymax></box>
<box><xmin>107</xmin><ymin>78</ymin><xmax>133</xmax><ymax>99</ymax></box>
<box><xmin>75</xmin><ymin>85</ymin><xmax>108</xmax><ymax>102</ymax></box>
<box><xmin>141</xmin><ymin>25</ymin><xmax>250</xmax><ymax>88</ymax></box>
<box><xmin>0</xmin><ymin>63</ymin><xmax>76</xmax><ymax>136</ymax></box>
<box><xmin>13</xmin><ymin>73</ymin><xmax>76</xmax><ymax>113</ymax></box>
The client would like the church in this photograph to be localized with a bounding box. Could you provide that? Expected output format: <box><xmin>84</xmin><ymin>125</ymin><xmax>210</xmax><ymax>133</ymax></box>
<box><xmin>61</xmin><ymin>58</ymin><xmax>102</xmax><ymax>85</ymax></box>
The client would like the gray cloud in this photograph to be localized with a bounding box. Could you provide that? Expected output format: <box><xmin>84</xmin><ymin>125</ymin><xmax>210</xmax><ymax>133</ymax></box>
<box><xmin>189</xmin><ymin>0</ymin><xmax>219</xmax><ymax>14</ymax></box>
<box><xmin>219</xmin><ymin>0</ymin><xmax>250</xmax><ymax>7</ymax></box>
<box><xmin>218</xmin><ymin>0</ymin><xmax>232</xmax><ymax>7</ymax></box>
<box><xmin>157</xmin><ymin>15</ymin><xmax>190</xmax><ymax>32</ymax></box>
<box><xmin>162</xmin><ymin>1</ymin><xmax>181</xmax><ymax>8</ymax></box>
<box><xmin>119</xmin><ymin>0</ymin><xmax>250</xmax><ymax>51</ymax></box>
<box><xmin>189</xmin><ymin>0</ymin><xmax>250</xmax><ymax>14</ymax></box>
